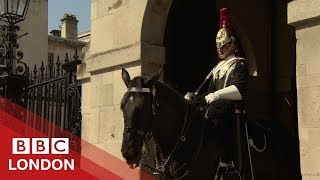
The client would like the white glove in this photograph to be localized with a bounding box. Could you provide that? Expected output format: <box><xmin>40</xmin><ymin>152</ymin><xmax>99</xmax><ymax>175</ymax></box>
<box><xmin>205</xmin><ymin>85</ymin><xmax>242</xmax><ymax>104</ymax></box>
<box><xmin>205</xmin><ymin>93</ymin><xmax>219</xmax><ymax>104</ymax></box>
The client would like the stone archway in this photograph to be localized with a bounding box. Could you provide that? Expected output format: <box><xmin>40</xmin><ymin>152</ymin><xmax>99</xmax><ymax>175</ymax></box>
<box><xmin>138</xmin><ymin>0</ymin><xmax>300</xmax><ymax>178</ymax></box>
<box><xmin>79</xmin><ymin>0</ymin><xmax>300</xmax><ymax>178</ymax></box>
<box><xmin>139</xmin><ymin>0</ymin><xmax>275</xmax><ymax>121</ymax></box>
<box><xmin>139</xmin><ymin>0</ymin><xmax>258</xmax><ymax>93</ymax></box>
<box><xmin>139</xmin><ymin>0</ymin><xmax>296</xmax><ymax>126</ymax></box>
<box><xmin>139</xmin><ymin>0</ymin><xmax>173</xmax><ymax>77</ymax></box>
<box><xmin>141</xmin><ymin>0</ymin><xmax>172</xmax><ymax>45</ymax></box>
<box><xmin>140</xmin><ymin>0</ymin><xmax>218</xmax><ymax>95</ymax></box>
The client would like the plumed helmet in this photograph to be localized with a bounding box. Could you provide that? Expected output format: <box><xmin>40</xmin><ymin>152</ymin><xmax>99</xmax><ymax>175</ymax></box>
<box><xmin>216</xmin><ymin>8</ymin><xmax>235</xmax><ymax>49</ymax></box>
<box><xmin>216</xmin><ymin>8</ymin><xmax>241</xmax><ymax>59</ymax></box>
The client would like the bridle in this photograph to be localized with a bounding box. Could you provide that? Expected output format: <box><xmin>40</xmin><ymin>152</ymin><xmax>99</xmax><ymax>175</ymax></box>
<box><xmin>123</xmin><ymin>86</ymin><xmax>153</xmax><ymax>139</ymax></box>
<box><xmin>124</xmin><ymin>83</ymin><xmax>205</xmax><ymax>179</ymax></box>
<box><xmin>127</xmin><ymin>87</ymin><xmax>151</xmax><ymax>93</ymax></box>
<box><xmin>124</xmin><ymin>85</ymin><xmax>166</xmax><ymax>172</ymax></box>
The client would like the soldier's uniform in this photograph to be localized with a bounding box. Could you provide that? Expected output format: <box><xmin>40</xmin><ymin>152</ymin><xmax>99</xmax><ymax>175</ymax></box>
<box><xmin>205</xmin><ymin>8</ymin><xmax>248</xmax><ymax>180</ymax></box>
<box><xmin>183</xmin><ymin>8</ymin><xmax>248</xmax><ymax>179</ymax></box>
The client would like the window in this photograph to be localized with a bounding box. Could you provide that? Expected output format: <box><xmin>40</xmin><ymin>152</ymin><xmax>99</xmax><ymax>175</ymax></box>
<box><xmin>48</xmin><ymin>53</ymin><xmax>54</xmax><ymax>64</ymax></box>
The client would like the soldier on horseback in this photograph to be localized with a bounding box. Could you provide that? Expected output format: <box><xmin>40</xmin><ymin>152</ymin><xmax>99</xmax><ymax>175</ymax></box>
<box><xmin>185</xmin><ymin>8</ymin><xmax>248</xmax><ymax>179</ymax></box>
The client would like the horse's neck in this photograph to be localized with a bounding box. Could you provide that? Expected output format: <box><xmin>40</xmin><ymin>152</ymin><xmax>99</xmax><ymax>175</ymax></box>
<box><xmin>151</xmin><ymin>82</ymin><xmax>186</xmax><ymax>156</ymax></box>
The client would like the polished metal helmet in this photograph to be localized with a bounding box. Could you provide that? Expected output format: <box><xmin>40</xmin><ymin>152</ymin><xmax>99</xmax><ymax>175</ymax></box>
<box><xmin>216</xmin><ymin>21</ymin><xmax>233</xmax><ymax>49</ymax></box>
<box><xmin>216</xmin><ymin>8</ymin><xmax>237</xmax><ymax>59</ymax></box>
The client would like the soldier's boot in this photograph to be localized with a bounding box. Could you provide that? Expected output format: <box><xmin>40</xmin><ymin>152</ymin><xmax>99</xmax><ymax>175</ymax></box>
<box><xmin>214</xmin><ymin>159</ymin><xmax>229</xmax><ymax>180</ymax></box>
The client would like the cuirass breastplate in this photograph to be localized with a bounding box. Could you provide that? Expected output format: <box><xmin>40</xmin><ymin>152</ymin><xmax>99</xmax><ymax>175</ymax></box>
<box><xmin>214</xmin><ymin>63</ymin><xmax>236</xmax><ymax>90</ymax></box>
<box><xmin>211</xmin><ymin>57</ymin><xmax>238</xmax><ymax>91</ymax></box>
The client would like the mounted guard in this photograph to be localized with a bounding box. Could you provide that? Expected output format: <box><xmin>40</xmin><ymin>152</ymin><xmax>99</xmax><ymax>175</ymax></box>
<box><xmin>185</xmin><ymin>8</ymin><xmax>249</xmax><ymax>180</ymax></box>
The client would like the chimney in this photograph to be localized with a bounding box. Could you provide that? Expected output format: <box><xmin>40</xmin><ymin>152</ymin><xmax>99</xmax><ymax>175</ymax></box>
<box><xmin>50</xmin><ymin>29</ymin><xmax>61</xmax><ymax>37</ymax></box>
<box><xmin>60</xmin><ymin>13</ymin><xmax>79</xmax><ymax>40</ymax></box>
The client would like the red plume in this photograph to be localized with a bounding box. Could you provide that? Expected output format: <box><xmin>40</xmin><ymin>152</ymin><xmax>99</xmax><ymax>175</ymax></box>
<box><xmin>219</xmin><ymin>8</ymin><xmax>244</xmax><ymax>57</ymax></box>
<box><xmin>219</xmin><ymin>8</ymin><xmax>234</xmax><ymax>35</ymax></box>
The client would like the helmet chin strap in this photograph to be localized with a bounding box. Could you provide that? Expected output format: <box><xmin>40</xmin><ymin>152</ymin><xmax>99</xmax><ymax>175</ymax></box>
<box><xmin>218</xmin><ymin>38</ymin><xmax>236</xmax><ymax>60</ymax></box>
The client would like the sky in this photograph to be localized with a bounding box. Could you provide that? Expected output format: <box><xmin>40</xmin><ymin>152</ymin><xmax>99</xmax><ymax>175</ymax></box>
<box><xmin>48</xmin><ymin>0</ymin><xmax>91</xmax><ymax>33</ymax></box>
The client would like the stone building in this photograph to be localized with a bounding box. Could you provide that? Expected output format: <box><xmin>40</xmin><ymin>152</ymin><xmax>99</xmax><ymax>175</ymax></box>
<box><xmin>288</xmin><ymin>0</ymin><xmax>320</xmax><ymax>179</ymax></box>
<box><xmin>0</xmin><ymin>1</ymin><xmax>89</xmax><ymax>74</ymax></box>
<box><xmin>78</xmin><ymin>30</ymin><xmax>91</xmax><ymax>43</ymax></box>
<box><xmin>78</xmin><ymin>0</ymin><xmax>320</xmax><ymax>179</ymax></box>
<box><xmin>48</xmin><ymin>14</ymin><xmax>87</xmax><ymax>67</ymax></box>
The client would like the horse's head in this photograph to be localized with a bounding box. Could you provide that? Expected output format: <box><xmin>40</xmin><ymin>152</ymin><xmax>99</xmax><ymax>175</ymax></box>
<box><xmin>120</xmin><ymin>68</ymin><xmax>162</xmax><ymax>168</ymax></box>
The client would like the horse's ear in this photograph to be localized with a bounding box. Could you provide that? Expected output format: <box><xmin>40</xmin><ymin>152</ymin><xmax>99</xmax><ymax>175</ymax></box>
<box><xmin>122</xmin><ymin>68</ymin><xmax>131</xmax><ymax>87</ymax></box>
<box><xmin>145</xmin><ymin>67</ymin><xmax>163</xmax><ymax>86</ymax></box>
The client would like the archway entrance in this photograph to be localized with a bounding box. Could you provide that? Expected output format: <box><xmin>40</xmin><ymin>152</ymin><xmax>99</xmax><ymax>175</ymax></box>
<box><xmin>163</xmin><ymin>0</ymin><xmax>300</xmax><ymax>177</ymax></box>
<box><xmin>164</xmin><ymin>0</ymin><xmax>217</xmax><ymax>94</ymax></box>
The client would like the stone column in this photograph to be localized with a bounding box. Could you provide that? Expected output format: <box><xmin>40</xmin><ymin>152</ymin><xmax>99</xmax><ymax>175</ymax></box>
<box><xmin>78</xmin><ymin>0</ymin><xmax>171</xmax><ymax>162</ymax></box>
<box><xmin>288</xmin><ymin>0</ymin><xmax>320</xmax><ymax>179</ymax></box>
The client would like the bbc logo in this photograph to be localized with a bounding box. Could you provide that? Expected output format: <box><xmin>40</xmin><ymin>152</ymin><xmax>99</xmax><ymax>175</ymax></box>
<box><xmin>12</xmin><ymin>138</ymin><xmax>69</xmax><ymax>154</ymax></box>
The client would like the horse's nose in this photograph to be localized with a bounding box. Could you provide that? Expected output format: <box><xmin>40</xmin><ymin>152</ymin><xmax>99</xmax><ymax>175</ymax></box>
<box><xmin>121</xmin><ymin>133</ymin><xmax>142</xmax><ymax>161</ymax></box>
<box><xmin>122</xmin><ymin>148</ymin><xmax>136</xmax><ymax>160</ymax></box>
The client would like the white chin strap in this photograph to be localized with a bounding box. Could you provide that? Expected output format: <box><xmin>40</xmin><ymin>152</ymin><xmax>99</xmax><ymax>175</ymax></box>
<box><xmin>127</xmin><ymin>87</ymin><xmax>151</xmax><ymax>93</ymax></box>
<box><xmin>214</xmin><ymin>85</ymin><xmax>242</xmax><ymax>101</ymax></box>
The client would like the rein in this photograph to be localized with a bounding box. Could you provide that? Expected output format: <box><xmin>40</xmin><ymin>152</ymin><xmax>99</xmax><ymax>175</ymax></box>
<box><xmin>152</xmin><ymin>100</ymin><xmax>206</xmax><ymax>179</ymax></box>
<box><xmin>126</xmin><ymin>85</ymin><xmax>205</xmax><ymax>179</ymax></box>
<box><xmin>156</xmin><ymin>103</ymin><xmax>191</xmax><ymax>172</ymax></box>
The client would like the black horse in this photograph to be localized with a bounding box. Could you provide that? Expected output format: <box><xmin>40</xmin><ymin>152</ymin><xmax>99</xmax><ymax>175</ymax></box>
<box><xmin>120</xmin><ymin>68</ymin><xmax>300</xmax><ymax>180</ymax></box>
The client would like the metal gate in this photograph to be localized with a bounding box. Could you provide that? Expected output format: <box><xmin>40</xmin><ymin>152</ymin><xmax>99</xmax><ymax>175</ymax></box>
<box><xmin>26</xmin><ymin>52</ymin><xmax>82</xmax><ymax>152</ymax></box>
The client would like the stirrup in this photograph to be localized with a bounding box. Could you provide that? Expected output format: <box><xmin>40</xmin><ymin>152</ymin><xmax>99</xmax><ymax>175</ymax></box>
<box><xmin>227</xmin><ymin>170</ymin><xmax>242</xmax><ymax>180</ymax></box>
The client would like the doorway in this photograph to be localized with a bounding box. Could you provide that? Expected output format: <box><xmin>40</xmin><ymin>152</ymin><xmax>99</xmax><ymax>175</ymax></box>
<box><xmin>164</xmin><ymin>0</ymin><xmax>300</xmax><ymax>176</ymax></box>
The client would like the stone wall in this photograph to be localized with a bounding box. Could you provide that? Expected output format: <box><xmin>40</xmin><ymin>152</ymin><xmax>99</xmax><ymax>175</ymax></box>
<box><xmin>79</xmin><ymin>0</ymin><xmax>169</xmax><ymax>162</ymax></box>
<box><xmin>18</xmin><ymin>0</ymin><xmax>48</xmax><ymax>69</ymax></box>
<box><xmin>48</xmin><ymin>36</ymin><xmax>86</xmax><ymax>64</ymax></box>
<box><xmin>80</xmin><ymin>0</ymin><xmax>320</xmax><ymax>179</ymax></box>
<box><xmin>288</xmin><ymin>0</ymin><xmax>320</xmax><ymax>179</ymax></box>
<box><xmin>78</xmin><ymin>30</ymin><xmax>91</xmax><ymax>43</ymax></box>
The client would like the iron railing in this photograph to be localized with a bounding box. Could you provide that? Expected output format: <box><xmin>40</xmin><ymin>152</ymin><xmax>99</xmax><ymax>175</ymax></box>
<box><xmin>26</xmin><ymin>51</ymin><xmax>82</xmax><ymax>152</ymax></box>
